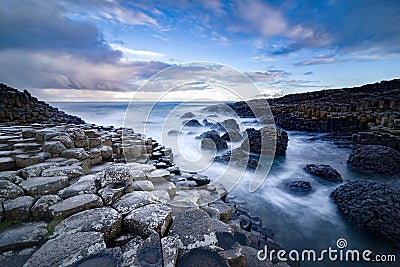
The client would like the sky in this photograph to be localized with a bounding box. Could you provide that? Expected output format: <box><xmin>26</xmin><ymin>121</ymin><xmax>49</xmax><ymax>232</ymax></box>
<box><xmin>0</xmin><ymin>0</ymin><xmax>399</xmax><ymax>101</ymax></box>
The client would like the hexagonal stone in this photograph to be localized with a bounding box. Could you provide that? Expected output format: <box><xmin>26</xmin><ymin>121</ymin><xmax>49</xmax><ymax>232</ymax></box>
<box><xmin>152</xmin><ymin>180</ymin><xmax>176</xmax><ymax>196</ymax></box>
<box><xmin>41</xmin><ymin>165</ymin><xmax>83</xmax><ymax>179</ymax></box>
<box><xmin>42</xmin><ymin>141</ymin><xmax>66</xmax><ymax>155</ymax></box>
<box><xmin>18</xmin><ymin>162</ymin><xmax>56</xmax><ymax>179</ymax></box>
<box><xmin>0</xmin><ymin>157</ymin><xmax>15</xmax><ymax>171</ymax></box>
<box><xmin>124</xmin><ymin>204</ymin><xmax>172</xmax><ymax>238</ymax></box>
<box><xmin>0</xmin><ymin>179</ymin><xmax>24</xmax><ymax>201</ymax></box>
<box><xmin>19</xmin><ymin>176</ymin><xmax>69</xmax><ymax>196</ymax></box>
<box><xmin>3</xmin><ymin>196</ymin><xmax>35</xmax><ymax>221</ymax></box>
<box><xmin>15</xmin><ymin>153</ymin><xmax>49</xmax><ymax>168</ymax></box>
<box><xmin>60</xmin><ymin>148</ymin><xmax>89</xmax><ymax>160</ymax></box>
<box><xmin>132</xmin><ymin>180</ymin><xmax>154</xmax><ymax>191</ymax></box>
<box><xmin>58</xmin><ymin>177</ymin><xmax>97</xmax><ymax>198</ymax></box>
<box><xmin>24</xmin><ymin>231</ymin><xmax>106</xmax><ymax>267</ymax></box>
<box><xmin>99</xmin><ymin>164</ymin><xmax>135</xmax><ymax>188</ymax></box>
<box><xmin>161</xmin><ymin>235</ymin><xmax>179</xmax><ymax>267</ymax></box>
<box><xmin>112</xmin><ymin>191</ymin><xmax>158</xmax><ymax>215</ymax></box>
<box><xmin>52</xmin><ymin>207</ymin><xmax>122</xmax><ymax>243</ymax></box>
<box><xmin>49</xmin><ymin>194</ymin><xmax>103</xmax><ymax>219</ymax></box>
<box><xmin>0</xmin><ymin>222</ymin><xmax>47</xmax><ymax>252</ymax></box>
<box><xmin>31</xmin><ymin>195</ymin><xmax>63</xmax><ymax>219</ymax></box>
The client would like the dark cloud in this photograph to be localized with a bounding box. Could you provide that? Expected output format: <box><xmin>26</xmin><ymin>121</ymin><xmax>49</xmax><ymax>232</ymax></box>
<box><xmin>304</xmin><ymin>71</ymin><xmax>313</xmax><ymax>75</ymax></box>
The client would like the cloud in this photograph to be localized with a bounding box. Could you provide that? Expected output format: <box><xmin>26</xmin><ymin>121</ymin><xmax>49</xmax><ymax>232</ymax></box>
<box><xmin>110</xmin><ymin>44</ymin><xmax>165</xmax><ymax>59</ymax></box>
<box><xmin>304</xmin><ymin>71</ymin><xmax>313</xmax><ymax>75</ymax></box>
<box><xmin>294</xmin><ymin>56</ymin><xmax>345</xmax><ymax>66</ymax></box>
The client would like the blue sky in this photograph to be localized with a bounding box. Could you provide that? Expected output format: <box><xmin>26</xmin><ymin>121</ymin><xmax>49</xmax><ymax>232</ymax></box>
<box><xmin>0</xmin><ymin>0</ymin><xmax>399</xmax><ymax>101</ymax></box>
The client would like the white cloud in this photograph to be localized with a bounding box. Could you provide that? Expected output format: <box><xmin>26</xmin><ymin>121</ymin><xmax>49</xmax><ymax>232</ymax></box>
<box><xmin>110</xmin><ymin>44</ymin><xmax>165</xmax><ymax>59</ymax></box>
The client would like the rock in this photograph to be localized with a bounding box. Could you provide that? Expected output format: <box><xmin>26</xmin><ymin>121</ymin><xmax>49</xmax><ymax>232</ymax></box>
<box><xmin>221</xmin><ymin>131</ymin><xmax>243</xmax><ymax>142</ymax></box>
<box><xmin>89</xmin><ymin>137</ymin><xmax>101</xmax><ymax>147</ymax></box>
<box><xmin>161</xmin><ymin>235</ymin><xmax>179</xmax><ymax>267</ymax></box>
<box><xmin>241</xmin><ymin>126</ymin><xmax>288</xmax><ymax>155</ymax></box>
<box><xmin>177</xmin><ymin>248</ymin><xmax>229</xmax><ymax>267</ymax></box>
<box><xmin>304</xmin><ymin>164</ymin><xmax>343</xmax><ymax>182</ymax></box>
<box><xmin>41</xmin><ymin>165</ymin><xmax>83</xmax><ymax>179</ymax></box>
<box><xmin>152</xmin><ymin>180</ymin><xmax>176</xmax><ymax>196</ymax></box>
<box><xmin>24</xmin><ymin>231</ymin><xmax>106</xmax><ymax>267</ymax></box>
<box><xmin>58</xmin><ymin>176</ymin><xmax>97</xmax><ymax>198</ymax></box>
<box><xmin>0</xmin><ymin>170</ymin><xmax>22</xmax><ymax>184</ymax></box>
<box><xmin>218</xmin><ymin>243</ymin><xmax>246</xmax><ymax>267</ymax></box>
<box><xmin>198</xmin><ymin>130</ymin><xmax>228</xmax><ymax>151</ymax></box>
<box><xmin>98</xmin><ymin>182</ymin><xmax>131</xmax><ymax>205</ymax></box>
<box><xmin>124</xmin><ymin>203</ymin><xmax>172</xmax><ymax>238</ymax></box>
<box><xmin>120</xmin><ymin>236</ymin><xmax>143</xmax><ymax>266</ymax></box>
<box><xmin>184</xmin><ymin>119</ymin><xmax>202</xmax><ymax>127</ymax></box>
<box><xmin>60</xmin><ymin>148</ymin><xmax>90</xmax><ymax>160</ymax></box>
<box><xmin>286</xmin><ymin>181</ymin><xmax>312</xmax><ymax>195</ymax></box>
<box><xmin>136</xmin><ymin>232</ymin><xmax>163</xmax><ymax>267</ymax></box>
<box><xmin>347</xmin><ymin>145</ymin><xmax>400</xmax><ymax>174</ymax></box>
<box><xmin>0</xmin><ymin>157</ymin><xmax>16</xmax><ymax>171</ymax></box>
<box><xmin>112</xmin><ymin>191</ymin><xmax>158</xmax><ymax>215</ymax></box>
<box><xmin>51</xmin><ymin>134</ymin><xmax>74</xmax><ymax>149</ymax></box>
<box><xmin>214</xmin><ymin>148</ymin><xmax>259</xmax><ymax>169</ymax></box>
<box><xmin>207</xmin><ymin>200</ymin><xmax>233</xmax><ymax>221</ymax></box>
<box><xmin>168</xmin><ymin>130</ymin><xmax>180</xmax><ymax>136</ymax></box>
<box><xmin>133</xmin><ymin>180</ymin><xmax>154</xmax><ymax>191</ymax></box>
<box><xmin>52</xmin><ymin>207</ymin><xmax>122</xmax><ymax>243</ymax></box>
<box><xmin>49</xmin><ymin>194</ymin><xmax>103</xmax><ymax>219</ymax></box>
<box><xmin>331</xmin><ymin>180</ymin><xmax>400</xmax><ymax>247</ymax></box>
<box><xmin>221</xmin><ymin>119</ymin><xmax>240</xmax><ymax>131</ymax></box>
<box><xmin>146</xmin><ymin>190</ymin><xmax>171</xmax><ymax>204</ymax></box>
<box><xmin>146</xmin><ymin>169</ymin><xmax>171</xmax><ymax>182</ymax></box>
<box><xmin>169</xmin><ymin>208</ymin><xmax>217</xmax><ymax>250</ymax></box>
<box><xmin>181</xmin><ymin>112</ymin><xmax>196</xmax><ymax>119</ymax></box>
<box><xmin>100</xmin><ymin>145</ymin><xmax>113</xmax><ymax>159</ymax></box>
<box><xmin>0</xmin><ymin>222</ymin><xmax>47</xmax><ymax>252</ymax></box>
<box><xmin>0</xmin><ymin>179</ymin><xmax>24</xmax><ymax>201</ymax></box>
<box><xmin>19</xmin><ymin>176</ymin><xmax>69</xmax><ymax>196</ymax></box>
<box><xmin>15</xmin><ymin>153</ymin><xmax>49</xmax><ymax>168</ymax></box>
<box><xmin>3</xmin><ymin>196</ymin><xmax>35</xmax><ymax>221</ymax></box>
<box><xmin>31</xmin><ymin>194</ymin><xmax>63</xmax><ymax>219</ymax></box>
<box><xmin>100</xmin><ymin>164</ymin><xmax>135</xmax><ymax>188</ymax></box>
<box><xmin>19</xmin><ymin>162</ymin><xmax>55</xmax><ymax>179</ymax></box>
<box><xmin>42</xmin><ymin>141</ymin><xmax>67</xmax><ymax>155</ymax></box>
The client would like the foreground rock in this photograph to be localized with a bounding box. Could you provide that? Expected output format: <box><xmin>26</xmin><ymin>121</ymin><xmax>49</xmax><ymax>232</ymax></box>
<box><xmin>304</xmin><ymin>164</ymin><xmax>343</xmax><ymax>182</ymax></box>
<box><xmin>331</xmin><ymin>180</ymin><xmax>400</xmax><ymax>247</ymax></box>
<box><xmin>285</xmin><ymin>181</ymin><xmax>312</xmax><ymax>195</ymax></box>
<box><xmin>241</xmin><ymin>126</ymin><xmax>288</xmax><ymax>156</ymax></box>
<box><xmin>347</xmin><ymin>145</ymin><xmax>400</xmax><ymax>174</ymax></box>
<box><xmin>0</xmin><ymin>222</ymin><xmax>47</xmax><ymax>252</ymax></box>
<box><xmin>49</xmin><ymin>193</ymin><xmax>103</xmax><ymax>219</ymax></box>
<box><xmin>24</xmin><ymin>231</ymin><xmax>106</xmax><ymax>267</ymax></box>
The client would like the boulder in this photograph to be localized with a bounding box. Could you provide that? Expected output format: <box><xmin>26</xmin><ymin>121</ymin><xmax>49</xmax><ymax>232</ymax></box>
<box><xmin>184</xmin><ymin>119</ymin><xmax>202</xmax><ymax>127</ymax></box>
<box><xmin>220</xmin><ymin>119</ymin><xmax>240</xmax><ymax>131</ymax></box>
<box><xmin>124</xmin><ymin>203</ymin><xmax>172</xmax><ymax>237</ymax></box>
<box><xmin>304</xmin><ymin>164</ymin><xmax>342</xmax><ymax>182</ymax></box>
<box><xmin>60</xmin><ymin>148</ymin><xmax>89</xmax><ymax>160</ymax></box>
<box><xmin>214</xmin><ymin>148</ymin><xmax>259</xmax><ymax>170</ymax></box>
<box><xmin>198</xmin><ymin>130</ymin><xmax>228</xmax><ymax>151</ymax></box>
<box><xmin>51</xmin><ymin>134</ymin><xmax>74</xmax><ymax>149</ymax></box>
<box><xmin>42</xmin><ymin>141</ymin><xmax>66</xmax><ymax>155</ymax></box>
<box><xmin>52</xmin><ymin>207</ymin><xmax>122</xmax><ymax>243</ymax></box>
<box><xmin>49</xmin><ymin>194</ymin><xmax>103</xmax><ymax>219</ymax></box>
<box><xmin>286</xmin><ymin>181</ymin><xmax>312</xmax><ymax>195</ymax></box>
<box><xmin>241</xmin><ymin>126</ymin><xmax>288</xmax><ymax>155</ymax></box>
<box><xmin>24</xmin><ymin>231</ymin><xmax>106</xmax><ymax>267</ymax></box>
<box><xmin>19</xmin><ymin>176</ymin><xmax>69</xmax><ymax>196</ymax></box>
<box><xmin>100</xmin><ymin>164</ymin><xmax>135</xmax><ymax>188</ymax></box>
<box><xmin>99</xmin><ymin>145</ymin><xmax>113</xmax><ymax>159</ymax></box>
<box><xmin>221</xmin><ymin>131</ymin><xmax>243</xmax><ymax>142</ymax></box>
<box><xmin>3</xmin><ymin>196</ymin><xmax>35</xmax><ymax>221</ymax></box>
<box><xmin>31</xmin><ymin>194</ymin><xmax>63</xmax><ymax>219</ymax></box>
<box><xmin>347</xmin><ymin>145</ymin><xmax>400</xmax><ymax>174</ymax></box>
<box><xmin>0</xmin><ymin>179</ymin><xmax>24</xmax><ymax>201</ymax></box>
<box><xmin>0</xmin><ymin>222</ymin><xmax>47</xmax><ymax>252</ymax></box>
<box><xmin>181</xmin><ymin>112</ymin><xmax>196</xmax><ymax>119</ymax></box>
<box><xmin>331</xmin><ymin>180</ymin><xmax>400</xmax><ymax>246</ymax></box>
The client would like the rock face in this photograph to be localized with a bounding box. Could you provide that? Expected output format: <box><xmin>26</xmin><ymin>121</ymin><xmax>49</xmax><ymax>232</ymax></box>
<box><xmin>347</xmin><ymin>145</ymin><xmax>400</xmax><ymax>174</ymax></box>
<box><xmin>304</xmin><ymin>164</ymin><xmax>343</xmax><ymax>182</ymax></box>
<box><xmin>331</xmin><ymin>181</ymin><xmax>400</xmax><ymax>246</ymax></box>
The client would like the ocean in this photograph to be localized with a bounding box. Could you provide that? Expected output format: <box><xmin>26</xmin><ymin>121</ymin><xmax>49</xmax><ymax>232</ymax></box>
<box><xmin>51</xmin><ymin>101</ymin><xmax>399</xmax><ymax>266</ymax></box>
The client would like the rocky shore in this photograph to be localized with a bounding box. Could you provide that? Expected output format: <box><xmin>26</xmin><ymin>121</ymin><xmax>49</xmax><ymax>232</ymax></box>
<box><xmin>0</xmin><ymin>85</ymin><xmax>291</xmax><ymax>266</ymax></box>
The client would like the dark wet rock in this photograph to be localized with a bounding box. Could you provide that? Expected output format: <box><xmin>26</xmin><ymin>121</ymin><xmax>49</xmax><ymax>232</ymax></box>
<box><xmin>49</xmin><ymin>193</ymin><xmax>103</xmax><ymax>219</ymax></box>
<box><xmin>0</xmin><ymin>222</ymin><xmax>47</xmax><ymax>252</ymax></box>
<box><xmin>241</xmin><ymin>126</ymin><xmax>288</xmax><ymax>155</ymax></box>
<box><xmin>202</xmin><ymin>119</ymin><xmax>213</xmax><ymax>127</ymax></box>
<box><xmin>198</xmin><ymin>130</ymin><xmax>228</xmax><ymax>151</ymax></box>
<box><xmin>0</xmin><ymin>179</ymin><xmax>24</xmax><ymax>201</ymax></box>
<box><xmin>52</xmin><ymin>207</ymin><xmax>122</xmax><ymax>243</ymax></box>
<box><xmin>304</xmin><ymin>164</ymin><xmax>343</xmax><ymax>182</ymax></box>
<box><xmin>347</xmin><ymin>145</ymin><xmax>400</xmax><ymax>174</ymax></box>
<box><xmin>100</xmin><ymin>164</ymin><xmax>135</xmax><ymax>188</ymax></box>
<box><xmin>120</xmin><ymin>235</ymin><xmax>144</xmax><ymax>266</ymax></box>
<box><xmin>31</xmin><ymin>194</ymin><xmax>63</xmax><ymax>219</ymax></box>
<box><xmin>221</xmin><ymin>131</ymin><xmax>243</xmax><ymax>142</ymax></box>
<box><xmin>24</xmin><ymin>231</ymin><xmax>106</xmax><ymax>267</ymax></box>
<box><xmin>136</xmin><ymin>232</ymin><xmax>163</xmax><ymax>267</ymax></box>
<box><xmin>218</xmin><ymin>243</ymin><xmax>246</xmax><ymax>267</ymax></box>
<box><xmin>71</xmin><ymin>248</ymin><xmax>123</xmax><ymax>267</ymax></box>
<box><xmin>331</xmin><ymin>180</ymin><xmax>400</xmax><ymax>247</ymax></box>
<box><xmin>60</xmin><ymin>148</ymin><xmax>90</xmax><ymax>160</ymax></box>
<box><xmin>207</xmin><ymin>200</ymin><xmax>233</xmax><ymax>221</ymax></box>
<box><xmin>124</xmin><ymin>203</ymin><xmax>172</xmax><ymax>238</ymax></box>
<box><xmin>214</xmin><ymin>148</ymin><xmax>259</xmax><ymax>169</ymax></box>
<box><xmin>184</xmin><ymin>119</ymin><xmax>202</xmax><ymax>127</ymax></box>
<box><xmin>3</xmin><ymin>196</ymin><xmax>35</xmax><ymax>221</ymax></box>
<box><xmin>0</xmin><ymin>157</ymin><xmax>16</xmax><ymax>171</ymax></box>
<box><xmin>286</xmin><ymin>181</ymin><xmax>312</xmax><ymax>195</ymax></box>
<box><xmin>167</xmin><ymin>130</ymin><xmax>180</xmax><ymax>136</ymax></box>
<box><xmin>181</xmin><ymin>112</ymin><xmax>196</xmax><ymax>119</ymax></box>
<box><xmin>20</xmin><ymin>176</ymin><xmax>69</xmax><ymax>197</ymax></box>
<box><xmin>177</xmin><ymin>248</ymin><xmax>229</xmax><ymax>267</ymax></box>
<box><xmin>161</xmin><ymin>235</ymin><xmax>179</xmax><ymax>267</ymax></box>
<box><xmin>169</xmin><ymin>208</ymin><xmax>217</xmax><ymax>250</ymax></box>
<box><xmin>112</xmin><ymin>191</ymin><xmax>158</xmax><ymax>215</ymax></box>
